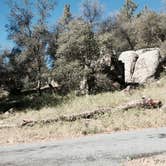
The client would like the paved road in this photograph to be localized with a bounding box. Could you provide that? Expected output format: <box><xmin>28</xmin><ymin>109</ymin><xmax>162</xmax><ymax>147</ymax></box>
<box><xmin>1</xmin><ymin>127</ymin><xmax>166</xmax><ymax>166</ymax></box>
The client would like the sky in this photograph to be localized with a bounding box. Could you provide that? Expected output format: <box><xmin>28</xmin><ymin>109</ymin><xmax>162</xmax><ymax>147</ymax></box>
<box><xmin>0</xmin><ymin>0</ymin><xmax>164</xmax><ymax>50</ymax></box>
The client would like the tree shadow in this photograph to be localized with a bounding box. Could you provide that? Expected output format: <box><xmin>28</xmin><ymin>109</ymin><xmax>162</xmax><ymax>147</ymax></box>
<box><xmin>0</xmin><ymin>92</ymin><xmax>69</xmax><ymax>113</ymax></box>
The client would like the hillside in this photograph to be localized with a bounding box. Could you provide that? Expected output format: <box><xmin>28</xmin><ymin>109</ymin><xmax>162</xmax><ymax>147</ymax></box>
<box><xmin>0</xmin><ymin>76</ymin><xmax>166</xmax><ymax>145</ymax></box>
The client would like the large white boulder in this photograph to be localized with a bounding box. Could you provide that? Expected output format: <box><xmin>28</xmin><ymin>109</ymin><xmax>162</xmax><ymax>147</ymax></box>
<box><xmin>132</xmin><ymin>49</ymin><xmax>161</xmax><ymax>83</ymax></box>
<box><xmin>119</xmin><ymin>48</ymin><xmax>161</xmax><ymax>84</ymax></box>
<box><xmin>119</xmin><ymin>51</ymin><xmax>138</xmax><ymax>83</ymax></box>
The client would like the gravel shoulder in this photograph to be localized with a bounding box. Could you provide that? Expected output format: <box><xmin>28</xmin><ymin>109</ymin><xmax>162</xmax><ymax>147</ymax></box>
<box><xmin>124</xmin><ymin>153</ymin><xmax>166</xmax><ymax>166</ymax></box>
<box><xmin>1</xmin><ymin>127</ymin><xmax>166</xmax><ymax>165</ymax></box>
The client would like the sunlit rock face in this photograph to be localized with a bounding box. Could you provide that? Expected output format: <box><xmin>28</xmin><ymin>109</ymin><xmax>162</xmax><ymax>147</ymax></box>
<box><xmin>119</xmin><ymin>48</ymin><xmax>161</xmax><ymax>84</ymax></box>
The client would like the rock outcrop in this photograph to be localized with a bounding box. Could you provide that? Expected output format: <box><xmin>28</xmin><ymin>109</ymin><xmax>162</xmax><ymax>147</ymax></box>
<box><xmin>119</xmin><ymin>51</ymin><xmax>138</xmax><ymax>83</ymax></box>
<box><xmin>119</xmin><ymin>48</ymin><xmax>161</xmax><ymax>84</ymax></box>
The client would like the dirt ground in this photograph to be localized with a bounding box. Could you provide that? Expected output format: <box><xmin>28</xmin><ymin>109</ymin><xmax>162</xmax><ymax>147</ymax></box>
<box><xmin>124</xmin><ymin>154</ymin><xmax>166</xmax><ymax>166</ymax></box>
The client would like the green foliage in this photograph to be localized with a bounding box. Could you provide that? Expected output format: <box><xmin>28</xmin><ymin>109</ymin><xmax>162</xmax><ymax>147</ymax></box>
<box><xmin>53</xmin><ymin>59</ymin><xmax>84</xmax><ymax>94</ymax></box>
<box><xmin>97</xmin><ymin>32</ymin><xmax>114</xmax><ymax>54</ymax></box>
<box><xmin>0</xmin><ymin>48</ymin><xmax>27</xmax><ymax>93</ymax></box>
<box><xmin>57</xmin><ymin>19</ymin><xmax>100</xmax><ymax>64</ymax></box>
<box><xmin>58</xmin><ymin>4</ymin><xmax>72</xmax><ymax>28</ymax></box>
<box><xmin>120</xmin><ymin>0</ymin><xmax>137</xmax><ymax>21</ymax></box>
<box><xmin>94</xmin><ymin>73</ymin><xmax>113</xmax><ymax>93</ymax></box>
<box><xmin>134</xmin><ymin>9</ymin><xmax>165</xmax><ymax>49</ymax></box>
<box><xmin>113</xmin><ymin>21</ymin><xmax>136</xmax><ymax>51</ymax></box>
<box><xmin>98</xmin><ymin>0</ymin><xmax>138</xmax><ymax>53</ymax></box>
<box><xmin>113</xmin><ymin>0</ymin><xmax>138</xmax><ymax>51</ymax></box>
<box><xmin>6</xmin><ymin>0</ymin><xmax>56</xmax><ymax>94</ymax></box>
<box><xmin>81</xmin><ymin>0</ymin><xmax>103</xmax><ymax>24</ymax></box>
<box><xmin>55</xmin><ymin>18</ymin><xmax>101</xmax><ymax>93</ymax></box>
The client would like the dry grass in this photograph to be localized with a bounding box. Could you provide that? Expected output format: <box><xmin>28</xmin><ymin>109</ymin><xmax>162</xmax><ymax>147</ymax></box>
<box><xmin>0</xmin><ymin>76</ymin><xmax>166</xmax><ymax>145</ymax></box>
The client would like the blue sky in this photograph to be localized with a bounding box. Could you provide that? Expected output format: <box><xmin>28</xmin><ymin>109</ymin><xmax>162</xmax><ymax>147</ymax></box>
<box><xmin>0</xmin><ymin>0</ymin><xmax>164</xmax><ymax>50</ymax></box>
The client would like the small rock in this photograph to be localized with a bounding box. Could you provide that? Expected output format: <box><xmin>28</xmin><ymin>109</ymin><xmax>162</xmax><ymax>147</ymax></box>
<box><xmin>0</xmin><ymin>120</ymin><xmax>4</xmax><ymax>124</ymax></box>
<box><xmin>8</xmin><ymin>108</ymin><xmax>15</xmax><ymax>114</ymax></box>
<box><xmin>161</xmin><ymin>104</ymin><xmax>166</xmax><ymax>111</ymax></box>
<box><xmin>5</xmin><ymin>111</ymin><xmax>9</xmax><ymax>116</ymax></box>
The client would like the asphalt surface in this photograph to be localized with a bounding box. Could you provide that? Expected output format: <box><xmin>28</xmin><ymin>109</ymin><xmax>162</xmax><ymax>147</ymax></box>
<box><xmin>1</xmin><ymin>127</ymin><xmax>166</xmax><ymax>166</ymax></box>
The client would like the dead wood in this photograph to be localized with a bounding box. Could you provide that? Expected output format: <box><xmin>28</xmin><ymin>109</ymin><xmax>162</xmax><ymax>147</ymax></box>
<box><xmin>20</xmin><ymin>97</ymin><xmax>162</xmax><ymax>127</ymax></box>
<box><xmin>0</xmin><ymin>97</ymin><xmax>161</xmax><ymax>129</ymax></box>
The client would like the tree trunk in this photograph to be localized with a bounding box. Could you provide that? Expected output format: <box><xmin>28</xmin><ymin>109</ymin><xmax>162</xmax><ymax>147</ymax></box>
<box><xmin>37</xmin><ymin>80</ymin><xmax>42</xmax><ymax>96</ymax></box>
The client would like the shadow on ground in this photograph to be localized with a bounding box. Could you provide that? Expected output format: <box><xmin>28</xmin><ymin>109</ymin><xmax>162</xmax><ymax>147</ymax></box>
<box><xmin>0</xmin><ymin>92</ymin><xmax>70</xmax><ymax>113</ymax></box>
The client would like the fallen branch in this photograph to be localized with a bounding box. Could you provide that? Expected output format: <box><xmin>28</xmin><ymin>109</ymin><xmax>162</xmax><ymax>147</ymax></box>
<box><xmin>20</xmin><ymin>97</ymin><xmax>162</xmax><ymax>127</ymax></box>
<box><xmin>21</xmin><ymin>108</ymin><xmax>112</xmax><ymax>127</ymax></box>
<box><xmin>115</xmin><ymin>97</ymin><xmax>162</xmax><ymax>111</ymax></box>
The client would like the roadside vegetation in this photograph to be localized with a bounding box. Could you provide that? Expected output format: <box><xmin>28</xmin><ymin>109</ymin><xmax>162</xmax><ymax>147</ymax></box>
<box><xmin>0</xmin><ymin>76</ymin><xmax>166</xmax><ymax>145</ymax></box>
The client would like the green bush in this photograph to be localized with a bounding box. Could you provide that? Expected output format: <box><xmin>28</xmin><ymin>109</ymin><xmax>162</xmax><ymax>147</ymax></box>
<box><xmin>94</xmin><ymin>74</ymin><xmax>113</xmax><ymax>93</ymax></box>
<box><xmin>53</xmin><ymin>60</ymin><xmax>84</xmax><ymax>94</ymax></box>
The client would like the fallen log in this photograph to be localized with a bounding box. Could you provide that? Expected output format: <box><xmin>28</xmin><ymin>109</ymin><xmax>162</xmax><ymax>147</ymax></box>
<box><xmin>115</xmin><ymin>96</ymin><xmax>162</xmax><ymax>111</ymax></box>
<box><xmin>0</xmin><ymin>97</ymin><xmax>161</xmax><ymax>129</ymax></box>
<box><xmin>20</xmin><ymin>97</ymin><xmax>162</xmax><ymax>127</ymax></box>
<box><xmin>21</xmin><ymin>108</ymin><xmax>112</xmax><ymax>127</ymax></box>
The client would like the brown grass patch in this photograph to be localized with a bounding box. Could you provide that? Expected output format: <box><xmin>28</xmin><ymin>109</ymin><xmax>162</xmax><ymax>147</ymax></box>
<box><xmin>0</xmin><ymin>76</ymin><xmax>166</xmax><ymax>145</ymax></box>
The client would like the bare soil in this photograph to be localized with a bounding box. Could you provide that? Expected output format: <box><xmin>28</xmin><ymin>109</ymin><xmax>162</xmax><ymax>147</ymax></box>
<box><xmin>124</xmin><ymin>154</ymin><xmax>166</xmax><ymax>166</ymax></box>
